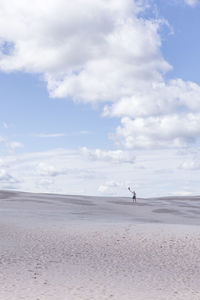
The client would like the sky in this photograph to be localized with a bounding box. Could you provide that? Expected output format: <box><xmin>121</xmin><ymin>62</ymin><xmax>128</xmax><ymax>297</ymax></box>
<box><xmin>0</xmin><ymin>0</ymin><xmax>200</xmax><ymax>197</ymax></box>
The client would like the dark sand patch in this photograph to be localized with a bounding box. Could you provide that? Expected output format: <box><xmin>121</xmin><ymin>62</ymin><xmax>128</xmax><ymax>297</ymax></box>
<box><xmin>3</xmin><ymin>199</ymin><xmax>53</xmax><ymax>205</ymax></box>
<box><xmin>56</xmin><ymin>198</ymin><xmax>96</xmax><ymax>206</ymax></box>
<box><xmin>152</xmin><ymin>208</ymin><xmax>182</xmax><ymax>215</ymax></box>
<box><xmin>71</xmin><ymin>212</ymin><xmax>93</xmax><ymax>217</ymax></box>
<box><xmin>0</xmin><ymin>191</ymin><xmax>18</xmax><ymax>199</ymax></box>
<box><xmin>135</xmin><ymin>203</ymin><xmax>152</xmax><ymax>207</ymax></box>
<box><xmin>133</xmin><ymin>217</ymin><xmax>163</xmax><ymax>223</ymax></box>
<box><xmin>187</xmin><ymin>209</ymin><xmax>200</xmax><ymax>215</ymax></box>
<box><xmin>178</xmin><ymin>204</ymin><xmax>200</xmax><ymax>209</ymax></box>
<box><xmin>107</xmin><ymin>200</ymin><xmax>133</xmax><ymax>206</ymax></box>
<box><xmin>108</xmin><ymin>200</ymin><xmax>151</xmax><ymax>207</ymax></box>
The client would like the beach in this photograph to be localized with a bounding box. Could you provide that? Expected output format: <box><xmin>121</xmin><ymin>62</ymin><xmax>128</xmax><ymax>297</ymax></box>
<box><xmin>1</xmin><ymin>190</ymin><xmax>200</xmax><ymax>299</ymax></box>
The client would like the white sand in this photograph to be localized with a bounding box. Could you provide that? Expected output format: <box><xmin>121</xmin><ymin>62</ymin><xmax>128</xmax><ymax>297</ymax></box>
<box><xmin>1</xmin><ymin>190</ymin><xmax>200</xmax><ymax>299</ymax></box>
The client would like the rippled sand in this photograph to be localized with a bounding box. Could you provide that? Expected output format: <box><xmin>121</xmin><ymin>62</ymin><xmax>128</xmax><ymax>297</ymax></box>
<box><xmin>1</xmin><ymin>190</ymin><xmax>200</xmax><ymax>300</ymax></box>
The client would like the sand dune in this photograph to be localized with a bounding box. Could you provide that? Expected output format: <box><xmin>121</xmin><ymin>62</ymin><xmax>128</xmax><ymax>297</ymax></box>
<box><xmin>1</xmin><ymin>190</ymin><xmax>200</xmax><ymax>299</ymax></box>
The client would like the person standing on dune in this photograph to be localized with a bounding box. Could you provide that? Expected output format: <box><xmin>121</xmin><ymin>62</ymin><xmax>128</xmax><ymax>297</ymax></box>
<box><xmin>128</xmin><ymin>187</ymin><xmax>136</xmax><ymax>203</ymax></box>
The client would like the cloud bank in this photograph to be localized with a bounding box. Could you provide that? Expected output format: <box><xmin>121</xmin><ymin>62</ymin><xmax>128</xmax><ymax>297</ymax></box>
<box><xmin>81</xmin><ymin>147</ymin><xmax>135</xmax><ymax>163</ymax></box>
<box><xmin>0</xmin><ymin>148</ymin><xmax>200</xmax><ymax>197</ymax></box>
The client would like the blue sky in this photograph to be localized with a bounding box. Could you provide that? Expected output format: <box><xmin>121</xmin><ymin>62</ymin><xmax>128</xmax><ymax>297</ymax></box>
<box><xmin>0</xmin><ymin>0</ymin><xmax>200</xmax><ymax>197</ymax></box>
<box><xmin>0</xmin><ymin>72</ymin><xmax>119</xmax><ymax>151</ymax></box>
<box><xmin>158</xmin><ymin>0</ymin><xmax>200</xmax><ymax>83</ymax></box>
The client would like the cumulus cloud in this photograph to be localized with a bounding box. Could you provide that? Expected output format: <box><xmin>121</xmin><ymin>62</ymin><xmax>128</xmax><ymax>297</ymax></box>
<box><xmin>115</xmin><ymin>113</ymin><xmax>200</xmax><ymax>149</ymax></box>
<box><xmin>179</xmin><ymin>160</ymin><xmax>200</xmax><ymax>170</ymax></box>
<box><xmin>36</xmin><ymin>162</ymin><xmax>66</xmax><ymax>177</ymax></box>
<box><xmin>0</xmin><ymin>0</ymin><xmax>200</xmax><ymax>149</ymax></box>
<box><xmin>98</xmin><ymin>180</ymin><xmax>126</xmax><ymax>194</ymax></box>
<box><xmin>104</xmin><ymin>78</ymin><xmax>200</xmax><ymax>148</ymax></box>
<box><xmin>0</xmin><ymin>168</ymin><xmax>17</xmax><ymax>183</ymax></box>
<box><xmin>0</xmin><ymin>0</ymin><xmax>170</xmax><ymax>103</ymax></box>
<box><xmin>9</xmin><ymin>142</ymin><xmax>24</xmax><ymax>151</ymax></box>
<box><xmin>103</xmin><ymin>79</ymin><xmax>200</xmax><ymax>118</ymax></box>
<box><xmin>81</xmin><ymin>147</ymin><xmax>135</xmax><ymax>163</ymax></box>
<box><xmin>0</xmin><ymin>136</ymin><xmax>24</xmax><ymax>153</ymax></box>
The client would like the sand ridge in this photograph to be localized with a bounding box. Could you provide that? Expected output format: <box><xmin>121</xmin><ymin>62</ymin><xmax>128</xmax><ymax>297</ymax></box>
<box><xmin>1</xmin><ymin>190</ymin><xmax>200</xmax><ymax>225</ymax></box>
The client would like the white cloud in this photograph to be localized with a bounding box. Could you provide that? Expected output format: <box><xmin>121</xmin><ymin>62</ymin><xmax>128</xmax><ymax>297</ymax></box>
<box><xmin>36</xmin><ymin>162</ymin><xmax>66</xmax><ymax>177</ymax></box>
<box><xmin>104</xmin><ymin>79</ymin><xmax>200</xmax><ymax>149</ymax></box>
<box><xmin>0</xmin><ymin>0</ymin><xmax>200</xmax><ymax>150</ymax></box>
<box><xmin>0</xmin><ymin>0</ymin><xmax>170</xmax><ymax>104</ymax></box>
<box><xmin>0</xmin><ymin>168</ymin><xmax>17</xmax><ymax>183</ymax></box>
<box><xmin>32</xmin><ymin>131</ymin><xmax>91</xmax><ymax>138</ymax></box>
<box><xmin>115</xmin><ymin>113</ymin><xmax>200</xmax><ymax>149</ymax></box>
<box><xmin>170</xmin><ymin>190</ymin><xmax>194</xmax><ymax>196</ymax></box>
<box><xmin>9</xmin><ymin>142</ymin><xmax>24</xmax><ymax>151</ymax></box>
<box><xmin>79</xmin><ymin>130</ymin><xmax>92</xmax><ymax>135</ymax></box>
<box><xmin>98</xmin><ymin>180</ymin><xmax>128</xmax><ymax>195</ymax></box>
<box><xmin>97</xmin><ymin>185</ymin><xmax>108</xmax><ymax>193</ymax></box>
<box><xmin>33</xmin><ymin>133</ymin><xmax>65</xmax><ymax>138</ymax></box>
<box><xmin>103</xmin><ymin>79</ymin><xmax>200</xmax><ymax>118</ymax></box>
<box><xmin>179</xmin><ymin>160</ymin><xmax>200</xmax><ymax>170</ymax></box>
<box><xmin>0</xmin><ymin>147</ymin><xmax>200</xmax><ymax>197</ymax></box>
<box><xmin>0</xmin><ymin>136</ymin><xmax>24</xmax><ymax>153</ymax></box>
<box><xmin>2</xmin><ymin>122</ymin><xmax>8</xmax><ymax>129</ymax></box>
<box><xmin>0</xmin><ymin>136</ymin><xmax>5</xmax><ymax>143</ymax></box>
<box><xmin>0</xmin><ymin>158</ymin><xmax>5</xmax><ymax>167</ymax></box>
<box><xmin>81</xmin><ymin>147</ymin><xmax>135</xmax><ymax>163</ymax></box>
<box><xmin>2</xmin><ymin>148</ymin><xmax>136</xmax><ymax>195</ymax></box>
<box><xmin>184</xmin><ymin>0</ymin><xmax>198</xmax><ymax>6</ymax></box>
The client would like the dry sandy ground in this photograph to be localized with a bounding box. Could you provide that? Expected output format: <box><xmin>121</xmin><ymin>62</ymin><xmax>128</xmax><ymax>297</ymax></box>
<box><xmin>1</xmin><ymin>190</ymin><xmax>200</xmax><ymax>300</ymax></box>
